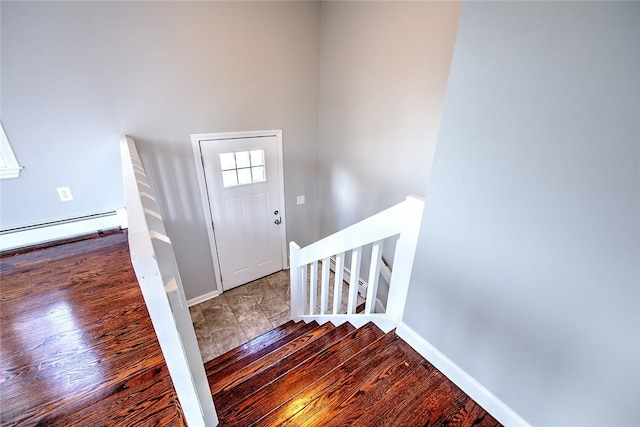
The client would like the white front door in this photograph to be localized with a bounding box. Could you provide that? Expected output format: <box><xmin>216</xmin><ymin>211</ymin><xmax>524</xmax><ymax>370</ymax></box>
<box><xmin>194</xmin><ymin>132</ymin><xmax>286</xmax><ymax>291</ymax></box>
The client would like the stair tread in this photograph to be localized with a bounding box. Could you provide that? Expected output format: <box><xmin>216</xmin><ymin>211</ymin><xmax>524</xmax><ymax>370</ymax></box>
<box><xmin>301</xmin><ymin>335</ymin><xmax>433</xmax><ymax>427</ymax></box>
<box><xmin>325</xmin><ymin>356</ymin><xmax>440</xmax><ymax>426</ymax></box>
<box><xmin>208</xmin><ymin>321</ymin><xmax>336</xmax><ymax>396</ymax></box>
<box><xmin>214</xmin><ymin>321</ymin><xmax>356</xmax><ymax>414</ymax></box>
<box><xmin>218</xmin><ymin>322</ymin><xmax>384</xmax><ymax>426</ymax></box>
<box><xmin>205</xmin><ymin>320</ymin><xmax>314</xmax><ymax>379</ymax></box>
<box><xmin>386</xmin><ymin>364</ymin><xmax>501</xmax><ymax>427</ymax></box>
<box><xmin>254</xmin><ymin>331</ymin><xmax>410</xmax><ymax>426</ymax></box>
<box><xmin>323</xmin><ymin>340</ymin><xmax>500</xmax><ymax>427</ymax></box>
<box><xmin>203</xmin><ymin>319</ymin><xmax>302</xmax><ymax>376</ymax></box>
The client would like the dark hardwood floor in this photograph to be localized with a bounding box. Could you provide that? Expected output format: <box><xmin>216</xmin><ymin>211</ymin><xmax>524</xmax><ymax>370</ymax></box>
<box><xmin>208</xmin><ymin>320</ymin><xmax>502</xmax><ymax>427</ymax></box>
<box><xmin>1</xmin><ymin>230</ymin><xmax>501</xmax><ymax>427</ymax></box>
<box><xmin>0</xmin><ymin>231</ymin><xmax>185</xmax><ymax>426</ymax></box>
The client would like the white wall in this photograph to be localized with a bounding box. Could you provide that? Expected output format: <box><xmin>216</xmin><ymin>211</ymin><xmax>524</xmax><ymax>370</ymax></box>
<box><xmin>404</xmin><ymin>2</ymin><xmax>640</xmax><ymax>425</ymax></box>
<box><xmin>1</xmin><ymin>1</ymin><xmax>320</xmax><ymax>300</ymax></box>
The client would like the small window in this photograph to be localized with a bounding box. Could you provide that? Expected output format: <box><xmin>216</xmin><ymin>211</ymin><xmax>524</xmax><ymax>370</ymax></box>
<box><xmin>220</xmin><ymin>149</ymin><xmax>266</xmax><ymax>188</ymax></box>
<box><xmin>0</xmin><ymin>121</ymin><xmax>22</xmax><ymax>179</ymax></box>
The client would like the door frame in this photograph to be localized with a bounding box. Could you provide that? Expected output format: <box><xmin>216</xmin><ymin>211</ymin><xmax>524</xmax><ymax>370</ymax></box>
<box><xmin>191</xmin><ymin>129</ymin><xmax>288</xmax><ymax>294</ymax></box>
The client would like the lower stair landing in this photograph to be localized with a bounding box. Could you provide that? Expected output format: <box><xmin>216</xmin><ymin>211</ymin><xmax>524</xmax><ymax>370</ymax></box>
<box><xmin>205</xmin><ymin>320</ymin><xmax>502</xmax><ymax>426</ymax></box>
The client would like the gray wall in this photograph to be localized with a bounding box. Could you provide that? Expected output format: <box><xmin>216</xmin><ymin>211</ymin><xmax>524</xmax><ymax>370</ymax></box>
<box><xmin>404</xmin><ymin>2</ymin><xmax>640</xmax><ymax>426</ymax></box>
<box><xmin>1</xmin><ymin>1</ymin><xmax>320</xmax><ymax>300</ymax></box>
<box><xmin>316</xmin><ymin>1</ymin><xmax>460</xmax><ymax>303</ymax></box>
<box><xmin>317</xmin><ymin>1</ymin><xmax>461</xmax><ymax>234</ymax></box>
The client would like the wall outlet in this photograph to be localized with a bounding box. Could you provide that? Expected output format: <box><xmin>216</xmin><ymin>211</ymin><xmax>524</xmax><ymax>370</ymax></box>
<box><xmin>57</xmin><ymin>187</ymin><xmax>73</xmax><ymax>202</ymax></box>
<box><xmin>296</xmin><ymin>195</ymin><xmax>305</xmax><ymax>205</ymax></box>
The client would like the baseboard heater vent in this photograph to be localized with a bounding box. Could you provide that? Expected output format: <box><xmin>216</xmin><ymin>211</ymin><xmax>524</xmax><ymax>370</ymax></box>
<box><xmin>0</xmin><ymin>208</ymin><xmax>127</xmax><ymax>252</ymax></box>
<box><xmin>327</xmin><ymin>257</ymin><xmax>367</xmax><ymax>297</ymax></box>
<box><xmin>327</xmin><ymin>255</ymin><xmax>393</xmax><ymax>298</ymax></box>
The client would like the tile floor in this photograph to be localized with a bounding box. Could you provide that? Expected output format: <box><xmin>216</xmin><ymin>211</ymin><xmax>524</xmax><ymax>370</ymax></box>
<box><xmin>189</xmin><ymin>268</ymin><xmax>366</xmax><ymax>363</ymax></box>
<box><xmin>189</xmin><ymin>270</ymin><xmax>292</xmax><ymax>363</ymax></box>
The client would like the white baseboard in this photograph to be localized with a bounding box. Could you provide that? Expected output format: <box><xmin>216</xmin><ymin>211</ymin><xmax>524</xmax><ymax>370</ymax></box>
<box><xmin>0</xmin><ymin>208</ymin><xmax>128</xmax><ymax>252</ymax></box>
<box><xmin>187</xmin><ymin>290</ymin><xmax>220</xmax><ymax>307</ymax></box>
<box><xmin>395</xmin><ymin>322</ymin><xmax>531</xmax><ymax>427</ymax></box>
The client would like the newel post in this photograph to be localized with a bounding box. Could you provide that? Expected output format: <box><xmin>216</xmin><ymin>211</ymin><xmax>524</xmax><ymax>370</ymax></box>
<box><xmin>385</xmin><ymin>196</ymin><xmax>424</xmax><ymax>324</ymax></box>
<box><xmin>289</xmin><ymin>242</ymin><xmax>302</xmax><ymax>320</ymax></box>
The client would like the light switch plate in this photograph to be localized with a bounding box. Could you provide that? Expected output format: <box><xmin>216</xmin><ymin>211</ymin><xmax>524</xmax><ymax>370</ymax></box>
<box><xmin>296</xmin><ymin>195</ymin><xmax>305</xmax><ymax>205</ymax></box>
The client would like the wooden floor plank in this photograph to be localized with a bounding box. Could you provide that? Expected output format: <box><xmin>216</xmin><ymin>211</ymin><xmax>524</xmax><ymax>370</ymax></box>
<box><xmin>26</xmin><ymin>363</ymin><xmax>184</xmax><ymax>427</ymax></box>
<box><xmin>203</xmin><ymin>319</ymin><xmax>304</xmax><ymax>377</ymax></box>
<box><xmin>0</xmin><ymin>232</ymin><xmax>184</xmax><ymax>426</ymax></box>
<box><xmin>297</xmin><ymin>334</ymin><xmax>426</xmax><ymax>427</ymax></box>
<box><xmin>399</xmin><ymin>367</ymin><xmax>500</xmax><ymax>427</ymax></box>
<box><xmin>254</xmin><ymin>332</ymin><xmax>402</xmax><ymax>426</ymax></box>
<box><xmin>328</xmin><ymin>359</ymin><xmax>444</xmax><ymax>427</ymax></box>
<box><xmin>312</xmin><ymin>351</ymin><xmax>424</xmax><ymax>426</ymax></box>
<box><xmin>438</xmin><ymin>400</ymin><xmax>502</xmax><ymax>427</ymax></box>
<box><xmin>214</xmin><ymin>321</ymin><xmax>356</xmax><ymax>414</ymax></box>
<box><xmin>206</xmin><ymin>321</ymin><xmax>319</xmax><ymax>388</ymax></box>
<box><xmin>209</xmin><ymin>321</ymin><xmax>335</xmax><ymax>396</ymax></box>
<box><xmin>218</xmin><ymin>322</ymin><xmax>384</xmax><ymax>426</ymax></box>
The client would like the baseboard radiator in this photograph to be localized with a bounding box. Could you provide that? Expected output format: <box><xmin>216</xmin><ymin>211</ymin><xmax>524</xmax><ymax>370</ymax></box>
<box><xmin>0</xmin><ymin>209</ymin><xmax>127</xmax><ymax>252</ymax></box>
<box><xmin>328</xmin><ymin>254</ymin><xmax>390</xmax><ymax>312</ymax></box>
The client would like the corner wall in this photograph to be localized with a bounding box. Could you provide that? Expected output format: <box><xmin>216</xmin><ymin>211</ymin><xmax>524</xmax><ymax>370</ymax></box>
<box><xmin>1</xmin><ymin>1</ymin><xmax>321</xmax><ymax>300</ymax></box>
<box><xmin>404</xmin><ymin>2</ymin><xmax>640</xmax><ymax>425</ymax></box>
<box><xmin>317</xmin><ymin>1</ymin><xmax>461</xmax><ymax>234</ymax></box>
<box><xmin>316</xmin><ymin>1</ymin><xmax>461</xmax><ymax>302</ymax></box>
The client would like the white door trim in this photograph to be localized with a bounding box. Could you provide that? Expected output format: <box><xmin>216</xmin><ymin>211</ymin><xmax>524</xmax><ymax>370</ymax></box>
<box><xmin>191</xmin><ymin>129</ymin><xmax>287</xmax><ymax>294</ymax></box>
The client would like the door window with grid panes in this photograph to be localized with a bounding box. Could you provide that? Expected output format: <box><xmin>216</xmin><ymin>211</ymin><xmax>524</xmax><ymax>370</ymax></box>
<box><xmin>219</xmin><ymin>150</ymin><xmax>266</xmax><ymax>188</ymax></box>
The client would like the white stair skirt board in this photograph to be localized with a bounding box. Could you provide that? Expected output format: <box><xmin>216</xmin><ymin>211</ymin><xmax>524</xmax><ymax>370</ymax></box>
<box><xmin>395</xmin><ymin>322</ymin><xmax>532</xmax><ymax>427</ymax></box>
<box><xmin>0</xmin><ymin>208</ymin><xmax>128</xmax><ymax>252</ymax></box>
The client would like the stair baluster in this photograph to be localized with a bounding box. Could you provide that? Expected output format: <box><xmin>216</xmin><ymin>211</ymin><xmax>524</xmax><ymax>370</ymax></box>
<box><xmin>289</xmin><ymin>195</ymin><xmax>425</xmax><ymax>331</ymax></box>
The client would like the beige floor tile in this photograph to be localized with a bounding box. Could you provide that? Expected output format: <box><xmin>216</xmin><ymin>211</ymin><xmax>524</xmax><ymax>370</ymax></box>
<box><xmin>211</xmin><ymin>326</ymin><xmax>248</xmax><ymax>355</ymax></box>
<box><xmin>229</xmin><ymin>300</ymin><xmax>262</xmax><ymax>323</ymax></box>
<box><xmin>198</xmin><ymin>295</ymin><xmax>232</xmax><ymax>318</ymax></box>
<box><xmin>190</xmin><ymin>270</ymin><xmax>296</xmax><ymax>361</ymax></box>
<box><xmin>256</xmin><ymin>294</ymin><xmax>289</xmax><ymax>319</ymax></box>
<box><xmin>266</xmin><ymin>270</ymin><xmax>289</xmax><ymax>288</ymax></box>
<box><xmin>223</xmin><ymin>286</ymin><xmax>254</xmax><ymax>303</ymax></box>
<box><xmin>192</xmin><ymin>316</ymin><xmax>213</xmax><ymax>342</ymax></box>
<box><xmin>246</xmin><ymin>281</ymin><xmax>276</xmax><ymax>303</ymax></box>
<box><xmin>197</xmin><ymin>334</ymin><xmax>222</xmax><ymax>363</ymax></box>
<box><xmin>239</xmin><ymin>312</ymin><xmax>274</xmax><ymax>340</ymax></box>
<box><xmin>268</xmin><ymin>310</ymin><xmax>291</xmax><ymax>329</ymax></box>
<box><xmin>223</xmin><ymin>284</ymin><xmax>250</xmax><ymax>297</ymax></box>
<box><xmin>199</xmin><ymin>293</ymin><xmax>231</xmax><ymax>308</ymax></box>
<box><xmin>203</xmin><ymin>305</ymin><xmax>241</xmax><ymax>331</ymax></box>
<box><xmin>224</xmin><ymin>291</ymin><xmax>256</xmax><ymax>308</ymax></box>
<box><xmin>269</xmin><ymin>279</ymin><xmax>290</xmax><ymax>301</ymax></box>
<box><xmin>189</xmin><ymin>304</ymin><xmax>205</xmax><ymax>323</ymax></box>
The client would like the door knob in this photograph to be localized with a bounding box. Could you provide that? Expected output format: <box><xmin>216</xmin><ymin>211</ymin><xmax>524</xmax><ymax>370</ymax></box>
<box><xmin>274</xmin><ymin>218</ymin><xmax>281</xmax><ymax>225</ymax></box>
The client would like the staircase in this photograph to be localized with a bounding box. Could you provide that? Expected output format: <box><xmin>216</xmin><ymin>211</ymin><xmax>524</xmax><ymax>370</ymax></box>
<box><xmin>122</xmin><ymin>137</ymin><xmax>510</xmax><ymax>426</ymax></box>
<box><xmin>205</xmin><ymin>320</ymin><xmax>501</xmax><ymax>426</ymax></box>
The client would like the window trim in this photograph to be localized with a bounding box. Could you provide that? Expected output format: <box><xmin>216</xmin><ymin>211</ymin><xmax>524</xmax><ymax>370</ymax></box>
<box><xmin>0</xmin><ymin>121</ymin><xmax>23</xmax><ymax>179</ymax></box>
<box><xmin>219</xmin><ymin>149</ymin><xmax>267</xmax><ymax>188</ymax></box>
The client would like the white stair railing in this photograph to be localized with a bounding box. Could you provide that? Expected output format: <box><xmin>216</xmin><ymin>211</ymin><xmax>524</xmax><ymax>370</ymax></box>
<box><xmin>290</xmin><ymin>195</ymin><xmax>424</xmax><ymax>332</ymax></box>
<box><xmin>120</xmin><ymin>136</ymin><xmax>218</xmax><ymax>427</ymax></box>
